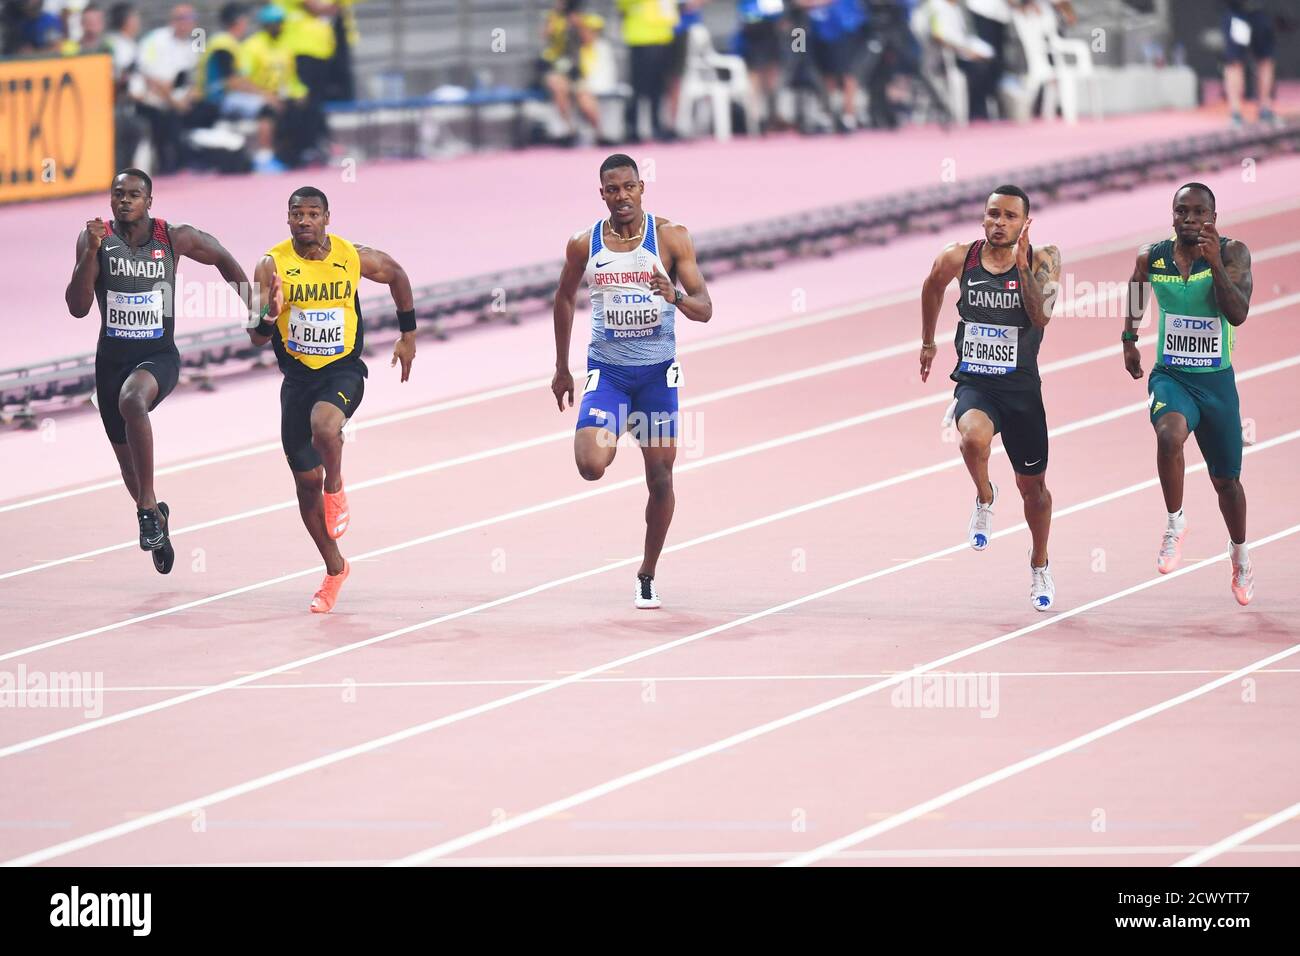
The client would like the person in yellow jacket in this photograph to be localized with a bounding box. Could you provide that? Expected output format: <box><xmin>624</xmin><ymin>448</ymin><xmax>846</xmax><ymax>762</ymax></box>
<box><xmin>242</xmin><ymin>6</ymin><xmax>309</xmax><ymax>100</ymax></box>
<box><xmin>242</xmin><ymin>5</ymin><xmax>325</xmax><ymax>167</ymax></box>
<box><xmin>194</xmin><ymin>3</ymin><xmax>286</xmax><ymax>172</ymax></box>
<box><xmin>282</xmin><ymin>0</ymin><xmax>362</xmax><ymax>101</ymax></box>
<box><xmin>616</xmin><ymin>0</ymin><xmax>679</xmax><ymax>142</ymax></box>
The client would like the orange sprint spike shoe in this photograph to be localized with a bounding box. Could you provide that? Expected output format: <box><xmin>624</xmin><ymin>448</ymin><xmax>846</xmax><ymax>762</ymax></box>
<box><xmin>324</xmin><ymin>483</ymin><xmax>350</xmax><ymax>539</ymax></box>
<box><xmin>310</xmin><ymin>560</ymin><xmax>350</xmax><ymax>614</ymax></box>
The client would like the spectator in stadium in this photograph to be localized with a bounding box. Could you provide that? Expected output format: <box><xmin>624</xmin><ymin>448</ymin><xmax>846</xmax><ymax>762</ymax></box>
<box><xmin>800</xmin><ymin>0</ymin><xmax>869</xmax><ymax>133</ymax></box>
<box><xmin>280</xmin><ymin>0</ymin><xmax>341</xmax><ymax>104</ymax></box>
<box><xmin>5</xmin><ymin>0</ymin><xmax>65</xmax><ymax>53</ymax></box>
<box><xmin>66</xmin><ymin>1</ymin><xmax>108</xmax><ymax>52</ymax></box>
<box><xmin>1222</xmin><ymin>0</ymin><xmax>1279</xmax><ymax>127</ymax></box>
<box><xmin>242</xmin><ymin>4</ymin><xmax>323</xmax><ymax>167</ymax></box>
<box><xmin>540</xmin><ymin>0</ymin><xmax>613</xmax><ymax>147</ymax></box>
<box><xmin>328</xmin><ymin>0</ymin><xmax>358</xmax><ymax>102</ymax></box>
<box><xmin>193</xmin><ymin>2</ymin><xmax>286</xmax><ymax>173</ymax></box>
<box><xmin>105</xmin><ymin>0</ymin><xmax>140</xmax><ymax>72</ymax></box>
<box><xmin>616</xmin><ymin>0</ymin><xmax>680</xmax><ymax>142</ymax></box>
<box><xmin>861</xmin><ymin>0</ymin><xmax>951</xmax><ymax>129</ymax></box>
<box><xmin>918</xmin><ymin>0</ymin><xmax>996</xmax><ymax>121</ymax></box>
<box><xmin>738</xmin><ymin>0</ymin><xmax>789</xmax><ymax>133</ymax></box>
<box><xmin>136</xmin><ymin>3</ymin><xmax>200</xmax><ymax>173</ymax></box>
<box><xmin>104</xmin><ymin>1</ymin><xmax>148</xmax><ymax>169</ymax></box>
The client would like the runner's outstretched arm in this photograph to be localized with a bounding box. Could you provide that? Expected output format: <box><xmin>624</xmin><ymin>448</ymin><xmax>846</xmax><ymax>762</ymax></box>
<box><xmin>358</xmin><ymin>244</ymin><xmax>417</xmax><ymax>382</ymax></box>
<box><xmin>919</xmin><ymin>242</ymin><xmax>965</xmax><ymax>382</ymax></box>
<box><xmin>551</xmin><ymin>231</ymin><xmax>589</xmax><ymax>411</ymax></box>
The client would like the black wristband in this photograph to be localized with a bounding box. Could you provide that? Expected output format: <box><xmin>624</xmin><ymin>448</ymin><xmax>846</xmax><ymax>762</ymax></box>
<box><xmin>1121</xmin><ymin>330</ymin><xmax>1139</xmax><ymax>342</ymax></box>
<box><xmin>397</xmin><ymin>309</ymin><xmax>416</xmax><ymax>333</ymax></box>
<box><xmin>254</xmin><ymin>317</ymin><xmax>275</xmax><ymax>337</ymax></box>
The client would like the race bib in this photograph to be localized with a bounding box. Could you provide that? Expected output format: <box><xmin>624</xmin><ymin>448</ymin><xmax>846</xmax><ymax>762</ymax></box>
<box><xmin>958</xmin><ymin>321</ymin><xmax>1018</xmax><ymax>375</ymax></box>
<box><xmin>287</xmin><ymin>306</ymin><xmax>346</xmax><ymax>356</ymax></box>
<box><xmin>666</xmin><ymin>362</ymin><xmax>683</xmax><ymax>388</ymax></box>
<box><xmin>584</xmin><ymin>368</ymin><xmax>601</xmax><ymax>394</ymax></box>
<box><xmin>1162</xmin><ymin>313</ymin><xmax>1222</xmax><ymax>368</ymax></box>
<box><xmin>105</xmin><ymin>289</ymin><xmax>164</xmax><ymax>340</ymax></box>
<box><xmin>602</xmin><ymin>290</ymin><xmax>662</xmax><ymax>341</ymax></box>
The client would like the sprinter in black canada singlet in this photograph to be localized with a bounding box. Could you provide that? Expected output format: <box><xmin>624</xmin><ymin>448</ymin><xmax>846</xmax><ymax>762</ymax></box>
<box><xmin>64</xmin><ymin>168</ymin><xmax>255</xmax><ymax>574</ymax></box>
<box><xmin>919</xmin><ymin>185</ymin><xmax>1063</xmax><ymax>611</ymax></box>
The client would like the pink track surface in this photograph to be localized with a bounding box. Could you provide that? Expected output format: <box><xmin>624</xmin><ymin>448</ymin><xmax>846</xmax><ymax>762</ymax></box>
<box><xmin>1</xmin><ymin>193</ymin><xmax>1298</xmax><ymax>866</ymax></box>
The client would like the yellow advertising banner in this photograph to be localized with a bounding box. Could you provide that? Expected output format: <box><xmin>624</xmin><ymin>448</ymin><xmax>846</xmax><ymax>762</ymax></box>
<box><xmin>0</xmin><ymin>54</ymin><xmax>114</xmax><ymax>204</ymax></box>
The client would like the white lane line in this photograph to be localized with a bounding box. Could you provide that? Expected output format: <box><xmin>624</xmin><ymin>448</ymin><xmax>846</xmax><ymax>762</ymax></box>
<box><xmin>7</xmin><ymin>283</ymin><xmax>1300</xmax><ymax>586</ymax></box>
<box><xmin>133</xmin><ymin>843</ymin><xmax>1300</xmax><ymax>867</ymax></box>
<box><xmin>8</xmin><ymin>202</ymin><xmax>1300</xmax><ymax>517</ymax></box>
<box><xmin>0</xmin><ymin>290</ymin><xmax>923</xmax><ymax>517</ymax></box>
<box><xmin>7</xmin><ymin>436</ymin><xmax>1295</xmax><ymax>867</ymax></box>
<box><xmin>71</xmin><ymin>668</ymin><xmax>1300</xmax><ymax>695</ymax></box>
<box><xmin>1</xmin><ymin>362</ymin><xmax>1297</xmax><ymax>761</ymax></box>
<box><xmin>7</xmin><ymin>340</ymin><xmax>1298</xmax><ymax>670</ymax></box>
<box><xmin>391</xmin><ymin>521</ymin><xmax>1300</xmax><ymax>867</ymax></box>
<box><xmin>1175</xmin><ymin>800</ymin><xmax>1300</xmax><ymax>867</ymax></box>
<box><xmin>4</xmin><ymin>220</ymin><xmax>1296</xmax><ymax>518</ymax></box>
<box><xmin>0</xmin><ymin>333</ymin><xmax>938</xmax><ymax>581</ymax></box>
<box><xmin>786</xmin><ymin>635</ymin><xmax>1300</xmax><ymax>866</ymax></box>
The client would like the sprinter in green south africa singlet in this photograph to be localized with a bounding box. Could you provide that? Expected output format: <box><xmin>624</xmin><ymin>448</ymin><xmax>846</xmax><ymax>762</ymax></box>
<box><xmin>1125</xmin><ymin>182</ymin><xmax>1255</xmax><ymax>606</ymax></box>
<box><xmin>1147</xmin><ymin>235</ymin><xmax>1235</xmax><ymax>372</ymax></box>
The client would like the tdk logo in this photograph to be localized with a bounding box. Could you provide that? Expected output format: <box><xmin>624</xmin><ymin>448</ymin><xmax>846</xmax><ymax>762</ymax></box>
<box><xmin>969</xmin><ymin>326</ymin><xmax>1010</xmax><ymax>338</ymax></box>
<box><xmin>1176</xmin><ymin>318</ymin><xmax>1214</xmax><ymax>330</ymax></box>
<box><xmin>614</xmin><ymin>292</ymin><xmax>652</xmax><ymax>304</ymax></box>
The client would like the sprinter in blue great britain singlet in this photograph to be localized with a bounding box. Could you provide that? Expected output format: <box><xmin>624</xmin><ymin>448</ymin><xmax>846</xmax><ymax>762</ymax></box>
<box><xmin>551</xmin><ymin>153</ymin><xmax>714</xmax><ymax>609</ymax></box>
<box><xmin>64</xmin><ymin>168</ymin><xmax>255</xmax><ymax>575</ymax></box>
<box><xmin>1122</xmin><ymin>183</ymin><xmax>1256</xmax><ymax>605</ymax></box>
<box><xmin>919</xmin><ymin>185</ymin><xmax>1063</xmax><ymax>612</ymax></box>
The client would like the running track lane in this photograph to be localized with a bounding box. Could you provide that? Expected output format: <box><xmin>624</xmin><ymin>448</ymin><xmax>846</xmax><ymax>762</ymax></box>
<box><xmin>3</xmin><ymin>295</ymin><xmax>1298</xmax><ymax>865</ymax></box>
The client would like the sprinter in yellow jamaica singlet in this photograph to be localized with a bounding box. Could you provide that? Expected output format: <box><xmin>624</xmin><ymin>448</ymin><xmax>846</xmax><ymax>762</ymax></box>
<box><xmin>248</xmin><ymin>186</ymin><xmax>419</xmax><ymax>613</ymax></box>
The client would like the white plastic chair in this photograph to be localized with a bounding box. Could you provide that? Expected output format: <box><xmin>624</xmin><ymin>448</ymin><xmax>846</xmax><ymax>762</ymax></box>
<box><xmin>1045</xmin><ymin>14</ymin><xmax>1102</xmax><ymax>121</ymax></box>
<box><xmin>1011</xmin><ymin>3</ymin><xmax>1100</xmax><ymax>123</ymax></box>
<box><xmin>1010</xmin><ymin>6</ymin><xmax>1059</xmax><ymax>121</ymax></box>
<box><xmin>674</xmin><ymin>23</ymin><xmax>753</xmax><ymax>140</ymax></box>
